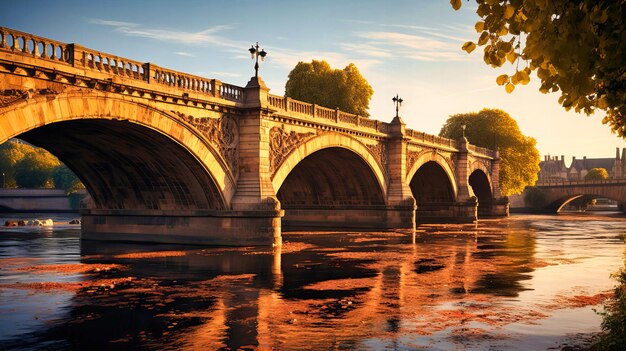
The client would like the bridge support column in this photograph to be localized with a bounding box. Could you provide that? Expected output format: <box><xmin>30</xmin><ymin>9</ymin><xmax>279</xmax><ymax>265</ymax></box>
<box><xmin>385</xmin><ymin>116</ymin><xmax>416</xmax><ymax>230</ymax></box>
<box><xmin>228</xmin><ymin>76</ymin><xmax>283</xmax><ymax>245</ymax></box>
<box><xmin>452</xmin><ymin>137</ymin><xmax>478</xmax><ymax>222</ymax></box>
<box><xmin>486</xmin><ymin>150</ymin><xmax>510</xmax><ymax>217</ymax></box>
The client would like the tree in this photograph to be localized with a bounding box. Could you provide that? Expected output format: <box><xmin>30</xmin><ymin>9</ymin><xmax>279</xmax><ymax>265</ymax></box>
<box><xmin>52</xmin><ymin>164</ymin><xmax>84</xmax><ymax>193</ymax></box>
<box><xmin>585</xmin><ymin>167</ymin><xmax>609</xmax><ymax>181</ymax></box>
<box><xmin>285</xmin><ymin>60</ymin><xmax>373</xmax><ymax>117</ymax></box>
<box><xmin>439</xmin><ymin>108</ymin><xmax>540</xmax><ymax>196</ymax></box>
<box><xmin>523</xmin><ymin>186</ymin><xmax>546</xmax><ymax>210</ymax></box>
<box><xmin>451</xmin><ymin>1</ymin><xmax>626</xmax><ymax>137</ymax></box>
<box><xmin>13</xmin><ymin>148</ymin><xmax>60</xmax><ymax>188</ymax></box>
<box><xmin>0</xmin><ymin>140</ymin><xmax>32</xmax><ymax>188</ymax></box>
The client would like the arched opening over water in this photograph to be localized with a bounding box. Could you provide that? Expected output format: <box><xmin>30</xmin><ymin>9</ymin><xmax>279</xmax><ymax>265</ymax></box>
<box><xmin>277</xmin><ymin>147</ymin><xmax>385</xmax><ymax>207</ymax></box>
<box><xmin>409</xmin><ymin>161</ymin><xmax>455</xmax><ymax>205</ymax></box>
<box><xmin>409</xmin><ymin>161</ymin><xmax>456</xmax><ymax>222</ymax></box>
<box><xmin>551</xmin><ymin>194</ymin><xmax>622</xmax><ymax>213</ymax></box>
<box><xmin>276</xmin><ymin>147</ymin><xmax>386</xmax><ymax>228</ymax></box>
<box><xmin>16</xmin><ymin>119</ymin><xmax>226</xmax><ymax>211</ymax></box>
<box><xmin>469</xmin><ymin>169</ymin><xmax>493</xmax><ymax>218</ymax></box>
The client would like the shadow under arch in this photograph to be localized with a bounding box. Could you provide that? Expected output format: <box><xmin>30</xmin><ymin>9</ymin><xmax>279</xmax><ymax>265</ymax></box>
<box><xmin>271</xmin><ymin>133</ymin><xmax>387</xmax><ymax>229</ymax></box>
<box><xmin>1</xmin><ymin>93</ymin><xmax>235</xmax><ymax>210</ymax></box>
<box><xmin>271</xmin><ymin>132</ymin><xmax>387</xmax><ymax>198</ymax></box>
<box><xmin>469</xmin><ymin>168</ymin><xmax>493</xmax><ymax>218</ymax></box>
<box><xmin>406</xmin><ymin>152</ymin><xmax>458</xmax><ymax>199</ymax></box>
<box><xmin>409</xmin><ymin>160</ymin><xmax>457</xmax><ymax>223</ymax></box>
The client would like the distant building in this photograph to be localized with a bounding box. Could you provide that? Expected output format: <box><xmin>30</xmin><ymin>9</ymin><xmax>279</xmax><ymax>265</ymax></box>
<box><xmin>537</xmin><ymin>148</ymin><xmax>625</xmax><ymax>182</ymax></box>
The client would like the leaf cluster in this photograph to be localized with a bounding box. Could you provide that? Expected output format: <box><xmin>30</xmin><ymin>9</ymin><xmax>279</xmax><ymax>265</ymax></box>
<box><xmin>439</xmin><ymin>108</ymin><xmax>540</xmax><ymax>196</ymax></box>
<box><xmin>285</xmin><ymin>60</ymin><xmax>374</xmax><ymax>117</ymax></box>
<box><xmin>584</xmin><ymin>167</ymin><xmax>609</xmax><ymax>181</ymax></box>
<box><xmin>453</xmin><ymin>0</ymin><xmax>626</xmax><ymax>137</ymax></box>
<box><xmin>0</xmin><ymin>140</ymin><xmax>83</xmax><ymax>191</ymax></box>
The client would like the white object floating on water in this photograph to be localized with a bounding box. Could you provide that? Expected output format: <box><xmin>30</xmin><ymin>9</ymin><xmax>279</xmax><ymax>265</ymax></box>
<box><xmin>31</xmin><ymin>219</ymin><xmax>54</xmax><ymax>226</ymax></box>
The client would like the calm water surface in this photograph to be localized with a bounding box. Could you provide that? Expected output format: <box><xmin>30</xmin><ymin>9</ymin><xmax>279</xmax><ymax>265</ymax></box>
<box><xmin>0</xmin><ymin>213</ymin><xmax>625</xmax><ymax>350</ymax></box>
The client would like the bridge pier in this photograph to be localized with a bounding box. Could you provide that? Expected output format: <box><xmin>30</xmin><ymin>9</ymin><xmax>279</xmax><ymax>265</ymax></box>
<box><xmin>416</xmin><ymin>199</ymin><xmax>477</xmax><ymax>224</ymax></box>
<box><xmin>281</xmin><ymin>204</ymin><xmax>415</xmax><ymax>230</ymax></box>
<box><xmin>81</xmin><ymin>209</ymin><xmax>282</xmax><ymax>246</ymax></box>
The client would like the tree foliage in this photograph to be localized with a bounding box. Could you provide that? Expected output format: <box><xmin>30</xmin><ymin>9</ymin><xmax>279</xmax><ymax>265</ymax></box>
<box><xmin>285</xmin><ymin>60</ymin><xmax>374</xmax><ymax>117</ymax></box>
<box><xmin>0</xmin><ymin>140</ymin><xmax>83</xmax><ymax>190</ymax></box>
<box><xmin>452</xmin><ymin>1</ymin><xmax>626</xmax><ymax>137</ymax></box>
<box><xmin>584</xmin><ymin>167</ymin><xmax>609</xmax><ymax>181</ymax></box>
<box><xmin>523</xmin><ymin>186</ymin><xmax>546</xmax><ymax>210</ymax></box>
<box><xmin>439</xmin><ymin>108</ymin><xmax>540</xmax><ymax>196</ymax></box>
<box><xmin>52</xmin><ymin>164</ymin><xmax>84</xmax><ymax>193</ymax></box>
<box><xmin>13</xmin><ymin>148</ymin><xmax>60</xmax><ymax>188</ymax></box>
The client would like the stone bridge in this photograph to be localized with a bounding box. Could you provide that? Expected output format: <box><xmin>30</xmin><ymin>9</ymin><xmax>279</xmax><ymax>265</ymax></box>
<box><xmin>0</xmin><ymin>27</ymin><xmax>508</xmax><ymax>246</ymax></box>
<box><xmin>535</xmin><ymin>180</ymin><xmax>626</xmax><ymax>212</ymax></box>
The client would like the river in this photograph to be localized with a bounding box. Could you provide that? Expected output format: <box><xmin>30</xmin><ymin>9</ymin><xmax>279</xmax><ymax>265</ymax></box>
<box><xmin>0</xmin><ymin>213</ymin><xmax>624</xmax><ymax>350</ymax></box>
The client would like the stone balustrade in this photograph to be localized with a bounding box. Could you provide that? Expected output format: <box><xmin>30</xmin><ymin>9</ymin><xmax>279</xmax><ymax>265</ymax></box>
<box><xmin>0</xmin><ymin>27</ymin><xmax>72</xmax><ymax>63</ymax></box>
<box><xmin>0</xmin><ymin>26</ymin><xmax>243</xmax><ymax>102</ymax></box>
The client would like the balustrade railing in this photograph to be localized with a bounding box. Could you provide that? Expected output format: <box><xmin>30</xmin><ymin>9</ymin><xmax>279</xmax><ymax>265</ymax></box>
<box><xmin>266</xmin><ymin>93</ymin><xmax>390</xmax><ymax>133</ymax></box>
<box><xmin>536</xmin><ymin>179</ymin><xmax>626</xmax><ymax>186</ymax></box>
<box><xmin>0</xmin><ymin>27</ymin><xmax>72</xmax><ymax>64</ymax></box>
<box><xmin>406</xmin><ymin>128</ymin><xmax>459</xmax><ymax>149</ymax></box>
<box><xmin>0</xmin><ymin>26</ymin><xmax>243</xmax><ymax>102</ymax></box>
<box><xmin>467</xmin><ymin>144</ymin><xmax>497</xmax><ymax>158</ymax></box>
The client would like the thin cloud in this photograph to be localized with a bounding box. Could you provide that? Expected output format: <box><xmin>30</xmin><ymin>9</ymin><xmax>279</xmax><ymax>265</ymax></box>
<box><xmin>351</xmin><ymin>31</ymin><xmax>469</xmax><ymax>61</ymax></box>
<box><xmin>90</xmin><ymin>18</ymin><xmax>242</xmax><ymax>50</ymax></box>
<box><xmin>210</xmin><ymin>71</ymin><xmax>241</xmax><ymax>78</ymax></box>
<box><xmin>175</xmin><ymin>52</ymin><xmax>194</xmax><ymax>57</ymax></box>
<box><xmin>89</xmin><ymin>19</ymin><xmax>139</xmax><ymax>27</ymax></box>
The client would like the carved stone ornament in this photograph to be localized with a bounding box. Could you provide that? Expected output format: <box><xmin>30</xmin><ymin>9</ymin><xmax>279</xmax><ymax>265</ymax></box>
<box><xmin>406</xmin><ymin>149</ymin><xmax>455</xmax><ymax>176</ymax></box>
<box><xmin>176</xmin><ymin>112</ymin><xmax>239</xmax><ymax>179</ymax></box>
<box><xmin>406</xmin><ymin>149</ymin><xmax>422</xmax><ymax>175</ymax></box>
<box><xmin>269</xmin><ymin>126</ymin><xmax>315</xmax><ymax>176</ymax></box>
<box><xmin>0</xmin><ymin>88</ymin><xmax>73</xmax><ymax>109</ymax></box>
<box><xmin>0</xmin><ymin>89</ymin><xmax>29</xmax><ymax>108</ymax></box>
<box><xmin>366</xmin><ymin>142</ymin><xmax>389</xmax><ymax>179</ymax></box>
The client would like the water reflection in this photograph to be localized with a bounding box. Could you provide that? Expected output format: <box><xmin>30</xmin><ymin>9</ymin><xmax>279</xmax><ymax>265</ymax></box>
<box><xmin>0</xmin><ymin>214</ymin><xmax>625</xmax><ymax>350</ymax></box>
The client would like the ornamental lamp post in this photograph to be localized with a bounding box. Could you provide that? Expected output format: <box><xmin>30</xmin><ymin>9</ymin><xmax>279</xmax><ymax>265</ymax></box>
<box><xmin>248</xmin><ymin>42</ymin><xmax>267</xmax><ymax>77</ymax></box>
<box><xmin>2</xmin><ymin>172</ymin><xmax>5</xmax><ymax>188</ymax></box>
<box><xmin>392</xmin><ymin>94</ymin><xmax>403</xmax><ymax>118</ymax></box>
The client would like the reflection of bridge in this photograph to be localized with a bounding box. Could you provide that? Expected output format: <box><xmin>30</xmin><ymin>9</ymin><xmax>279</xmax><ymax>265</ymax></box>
<box><xmin>535</xmin><ymin>179</ymin><xmax>626</xmax><ymax>212</ymax></box>
<box><xmin>0</xmin><ymin>27</ymin><xmax>508</xmax><ymax>245</ymax></box>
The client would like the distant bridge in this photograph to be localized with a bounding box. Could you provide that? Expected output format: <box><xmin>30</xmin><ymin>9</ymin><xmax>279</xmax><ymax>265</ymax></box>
<box><xmin>0</xmin><ymin>26</ymin><xmax>507</xmax><ymax>245</ymax></box>
<box><xmin>535</xmin><ymin>179</ymin><xmax>626</xmax><ymax>212</ymax></box>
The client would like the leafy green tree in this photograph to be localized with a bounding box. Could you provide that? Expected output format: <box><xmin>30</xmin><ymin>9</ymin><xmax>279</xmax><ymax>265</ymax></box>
<box><xmin>523</xmin><ymin>186</ymin><xmax>546</xmax><ymax>210</ymax></box>
<box><xmin>439</xmin><ymin>108</ymin><xmax>540</xmax><ymax>196</ymax></box>
<box><xmin>585</xmin><ymin>167</ymin><xmax>609</xmax><ymax>181</ymax></box>
<box><xmin>52</xmin><ymin>165</ymin><xmax>84</xmax><ymax>192</ymax></box>
<box><xmin>13</xmin><ymin>147</ymin><xmax>60</xmax><ymax>188</ymax></box>
<box><xmin>451</xmin><ymin>1</ymin><xmax>626</xmax><ymax>137</ymax></box>
<box><xmin>285</xmin><ymin>60</ymin><xmax>373</xmax><ymax>116</ymax></box>
<box><xmin>0</xmin><ymin>140</ymin><xmax>32</xmax><ymax>187</ymax></box>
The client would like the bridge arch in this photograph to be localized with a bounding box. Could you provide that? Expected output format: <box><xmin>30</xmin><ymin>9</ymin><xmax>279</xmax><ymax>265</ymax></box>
<box><xmin>271</xmin><ymin>132</ymin><xmax>388</xmax><ymax>202</ymax></box>
<box><xmin>549</xmin><ymin>193</ymin><xmax>622</xmax><ymax>213</ymax></box>
<box><xmin>406</xmin><ymin>151</ymin><xmax>458</xmax><ymax>201</ymax></box>
<box><xmin>469</xmin><ymin>168</ymin><xmax>493</xmax><ymax>217</ymax></box>
<box><xmin>0</xmin><ymin>92</ymin><xmax>235</xmax><ymax>210</ymax></box>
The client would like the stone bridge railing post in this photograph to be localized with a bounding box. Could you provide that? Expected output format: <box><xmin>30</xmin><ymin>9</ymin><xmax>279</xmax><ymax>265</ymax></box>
<box><xmin>386</xmin><ymin>115</ymin><xmax>416</xmax><ymax>229</ymax></box>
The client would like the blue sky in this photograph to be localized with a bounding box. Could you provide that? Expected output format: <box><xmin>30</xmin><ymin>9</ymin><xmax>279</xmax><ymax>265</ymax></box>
<box><xmin>2</xmin><ymin>0</ymin><xmax>624</xmax><ymax>162</ymax></box>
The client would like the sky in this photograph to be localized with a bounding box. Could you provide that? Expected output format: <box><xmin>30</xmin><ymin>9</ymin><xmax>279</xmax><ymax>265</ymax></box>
<box><xmin>2</xmin><ymin>0</ymin><xmax>624</xmax><ymax>164</ymax></box>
